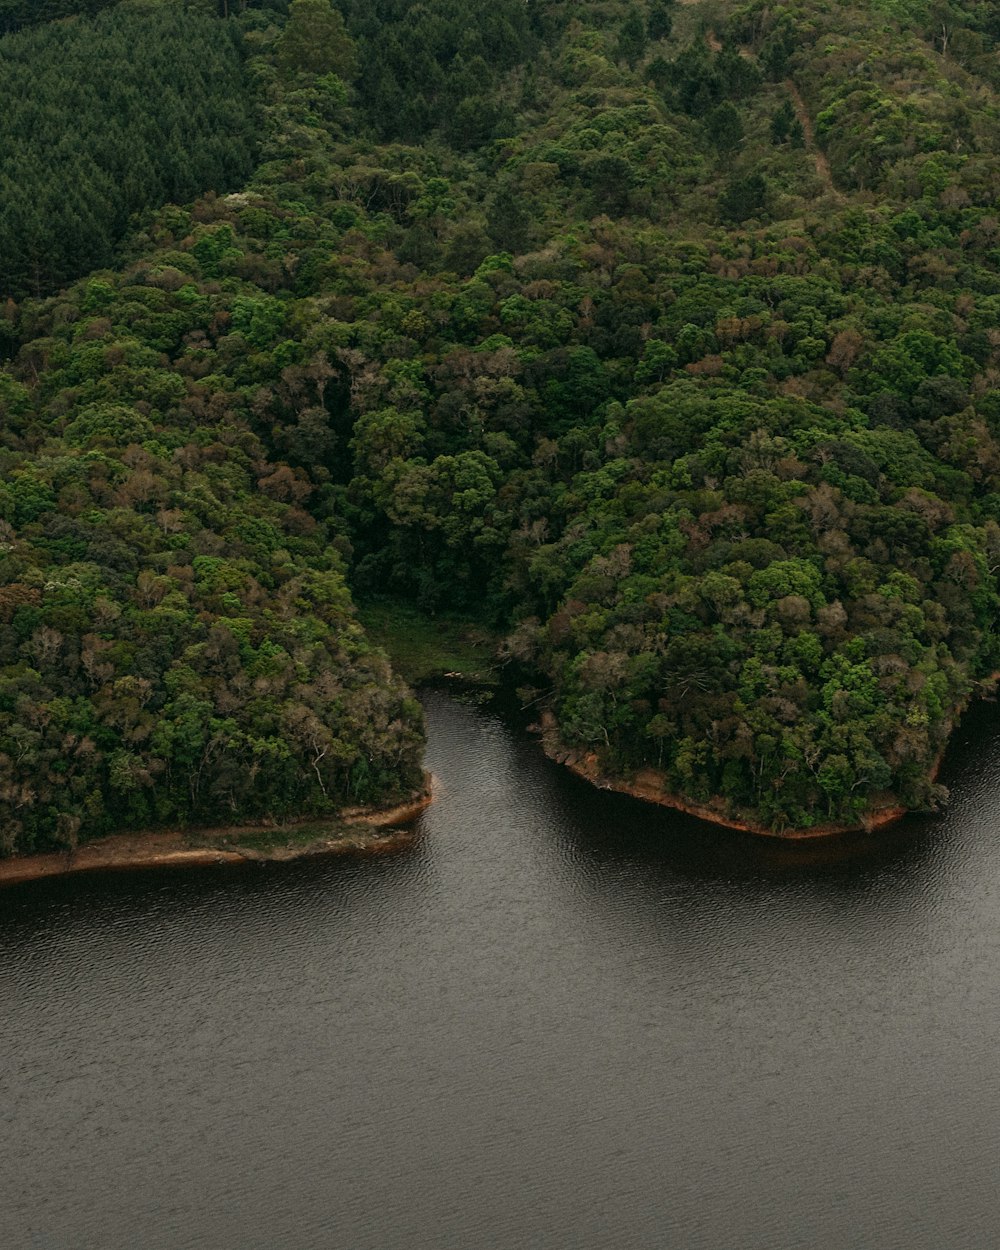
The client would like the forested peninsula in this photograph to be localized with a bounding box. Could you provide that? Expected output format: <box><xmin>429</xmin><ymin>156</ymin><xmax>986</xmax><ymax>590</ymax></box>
<box><xmin>2</xmin><ymin>0</ymin><xmax>1000</xmax><ymax>860</ymax></box>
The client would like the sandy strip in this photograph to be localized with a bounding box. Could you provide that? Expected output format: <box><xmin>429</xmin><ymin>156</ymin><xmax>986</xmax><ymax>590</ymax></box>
<box><xmin>0</xmin><ymin>782</ymin><xmax>435</xmax><ymax>888</ymax></box>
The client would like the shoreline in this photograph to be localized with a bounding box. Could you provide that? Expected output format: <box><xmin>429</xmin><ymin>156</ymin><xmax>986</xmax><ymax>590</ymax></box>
<box><xmin>533</xmin><ymin>711</ymin><xmax>939</xmax><ymax>841</ymax></box>
<box><xmin>0</xmin><ymin>779</ymin><xmax>436</xmax><ymax>889</ymax></box>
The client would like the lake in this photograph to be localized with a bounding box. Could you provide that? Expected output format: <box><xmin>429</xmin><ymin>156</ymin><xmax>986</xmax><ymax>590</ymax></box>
<box><xmin>3</xmin><ymin>688</ymin><xmax>1000</xmax><ymax>1249</ymax></box>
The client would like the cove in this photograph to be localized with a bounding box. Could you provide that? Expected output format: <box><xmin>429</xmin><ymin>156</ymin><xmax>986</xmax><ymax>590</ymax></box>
<box><xmin>3</xmin><ymin>688</ymin><xmax>1000</xmax><ymax>1249</ymax></box>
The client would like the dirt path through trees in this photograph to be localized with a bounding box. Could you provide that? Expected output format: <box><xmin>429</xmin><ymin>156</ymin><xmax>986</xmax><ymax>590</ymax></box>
<box><xmin>696</xmin><ymin>11</ymin><xmax>841</xmax><ymax>203</ymax></box>
<box><xmin>785</xmin><ymin>78</ymin><xmax>841</xmax><ymax>198</ymax></box>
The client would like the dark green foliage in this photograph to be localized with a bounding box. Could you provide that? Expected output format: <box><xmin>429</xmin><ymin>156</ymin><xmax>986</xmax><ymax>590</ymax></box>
<box><xmin>0</xmin><ymin>1</ymin><xmax>255</xmax><ymax>298</ymax></box>
<box><xmin>647</xmin><ymin>0</ymin><xmax>673</xmax><ymax>42</ymax></box>
<box><xmin>487</xmin><ymin>185</ymin><xmax>531</xmax><ymax>254</ymax></box>
<box><xmin>335</xmin><ymin>0</ymin><xmax>535</xmax><ymax>143</ymax></box>
<box><xmin>672</xmin><ymin>44</ymin><xmax>724</xmax><ymax>116</ymax></box>
<box><xmin>770</xmin><ymin>99</ymin><xmax>795</xmax><ymax>143</ymax></box>
<box><xmin>668</xmin><ymin>38</ymin><xmax>763</xmax><ymax>117</ymax></box>
<box><xmin>0</xmin><ymin>0</ymin><xmax>115</xmax><ymax>35</ymax></box>
<box><xmin>616</xmin><ymin>7</ymin><xmax>648</xmax><ymax>66</ymax></box>
<box><xmin>719</xmin><ymin>172</ymin><xmax>767</xmax><ymax>221</ymax></box>
<box><xmin>706</xmin><ymin>102</ymin><xmax>744</xmax><ymax>153</ymax></box>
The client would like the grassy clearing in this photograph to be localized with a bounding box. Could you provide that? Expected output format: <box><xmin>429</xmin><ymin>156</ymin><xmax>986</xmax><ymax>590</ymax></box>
<box><xmin>358</xmin><ymin>601</ymin><xmax>501</xmax><ymax>686</ymax></box>
<box><xmin>190</xmin><ymin>817</ymin><xmax>415</xmax><ymax>856</ymax></box>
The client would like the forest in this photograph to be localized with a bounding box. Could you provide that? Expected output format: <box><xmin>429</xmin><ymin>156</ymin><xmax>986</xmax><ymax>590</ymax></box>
<box><xmin>0</xmin><ymin>0</ymin><xmax>256</xmax><ymax>296</ymax></box>
<box><xmin>2</xmin><ymin>0</ymin><xmax>1000</xmax><ymax>853</ymax></box>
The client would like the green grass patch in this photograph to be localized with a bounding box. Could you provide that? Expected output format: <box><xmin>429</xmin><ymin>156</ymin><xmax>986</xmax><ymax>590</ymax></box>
<box><xmin>231</xmin><ymin>823</ymin><xmax>339</xmax><ymax>852</ymax></box>
<box><xmin>188</xmin><ymin>820</ymin><xmax>347</xmax><ymax>853</ymax></box>
<box><xmin>358</xmin><ymin>601</ymin><xmax>501</xmax><ymax>686</ymax></box>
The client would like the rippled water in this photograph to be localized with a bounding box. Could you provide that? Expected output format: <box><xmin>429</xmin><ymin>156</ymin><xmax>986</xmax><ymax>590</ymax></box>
<box><xmin>4</xmin><ymin>689</ymin><xmax>1000</xmax><ymax>1249</ymax></box>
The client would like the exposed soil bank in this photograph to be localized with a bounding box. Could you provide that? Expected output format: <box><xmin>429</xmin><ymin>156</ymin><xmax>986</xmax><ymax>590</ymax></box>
<box><xmin>0</xmin><ymin>779</ymin><xmax>435</xmax><ymax>888</ymax></box>
<box><xmin>534</xmin><ymin>712</ymin><xmax>917</xmax><ymax>840</ymax></box>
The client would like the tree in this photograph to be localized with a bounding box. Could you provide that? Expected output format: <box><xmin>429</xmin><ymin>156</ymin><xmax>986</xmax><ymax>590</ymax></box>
<box><xmin>706</xmin><ymin>102</ymin><xmax>744</xmax><ymax>154</ymax></box>
<box><xmin>719</xmin><ymin>172</ymin><xmax>768</xmax><ymax>222</ymax></box>
<box><xmin>487</xmin><ymin>185</ymin><xmax>531</xmax><ymax>253</ymax></box>
<box><xmin>616</xmin><ymin>7</ymin><xmax>648</xmax><ymax>66</ymax></box>
<box><xmin>770</xmin><ymin>99</ymin><xmax>795</xmax><ymax>143</ymax></box>
<box><xmin>647</xmin><ymin>0</ymin><xmax>673</xmax><ymax>42</ymax></box>
<box><xmin>277</xmin><ymin>0</ymin><xmax>358</xmax><ymax>79</ymax></box>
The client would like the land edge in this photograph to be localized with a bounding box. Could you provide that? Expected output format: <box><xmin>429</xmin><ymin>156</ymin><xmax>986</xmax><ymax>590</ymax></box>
<box><xmin>530</xmin><ymin>702</ymin><xmax>976</xmax><ymax>841</ymax></box>
<box><xmin>0</xmin><ymin>776</ymin><xmax>436</xmax><ymax>888</ymax></box>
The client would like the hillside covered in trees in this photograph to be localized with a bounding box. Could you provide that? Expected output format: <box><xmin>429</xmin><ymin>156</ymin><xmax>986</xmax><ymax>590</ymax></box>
<box><xmin>3</xmin><ymin>0</ymin><xmax>1000</xmax><ymax>853</ymax></box>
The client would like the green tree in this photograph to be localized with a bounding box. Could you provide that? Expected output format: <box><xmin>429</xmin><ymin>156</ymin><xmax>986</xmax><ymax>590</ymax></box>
<box><xmin>647</xmin><ymin>0</ymin><xmax>673</xmax><ymax>42</ymax></box>
<box><xmin>706</xmin><ymin>102</ymin><xmax>744</xmax><ymax>153</ymax></box>
<box><xmin>278</xmin><ymin>0</ymin><xmax>358</xmax><ymax>79</ymax></box>
<box><xmin>770</xmin><ymin>99</ymin><xmax>795</xmax><ymax>143</ymax></box>
<box><xmin>719</xmin><ymin>172</ymin><xmax>768</xmax><ymax>222</ymax></box>
<box><xmin>616</xmin><ymin>7</ymin><xmax>648</xmax><ymax>66</ymax></box>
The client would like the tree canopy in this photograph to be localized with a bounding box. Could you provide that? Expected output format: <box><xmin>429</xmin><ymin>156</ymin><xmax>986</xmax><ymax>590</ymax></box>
<box><xmin>3</xmin><ymin>0</ymin><xmax>1000</xmax><ymax>849</ymax></box>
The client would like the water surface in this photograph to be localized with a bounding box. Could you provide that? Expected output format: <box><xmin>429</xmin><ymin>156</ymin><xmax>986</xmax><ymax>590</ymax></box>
<box><xmin>3</xmin><ymin>690</ymin><xmax>1000</xmax><ymax>1249</ymax></box>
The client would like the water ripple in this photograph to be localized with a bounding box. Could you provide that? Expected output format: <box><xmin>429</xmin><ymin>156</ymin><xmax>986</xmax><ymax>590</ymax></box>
<box><xmin>3</xmin><ymin>691</ymin><xmax>1000</xmax><ymax>1249</ymax></box>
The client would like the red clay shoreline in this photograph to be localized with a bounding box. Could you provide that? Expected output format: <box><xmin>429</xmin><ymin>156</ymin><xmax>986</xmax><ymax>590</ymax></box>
<box><xmin>534</xmin><ymin>710</ymin><xmax>955</xmax><ymax>841</ymax></box>
<box><xmin>0</xmin><ymin>778</ymin><xmax>435</xmax><ymax>888</ymax></box>
<box><xmin>4</xmin><ymin>666</ymin><xmax>996</xmax><ymax>882</ymax></box>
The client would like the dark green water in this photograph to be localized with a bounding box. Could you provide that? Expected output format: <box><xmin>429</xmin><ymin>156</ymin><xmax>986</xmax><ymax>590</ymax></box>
<box><xmin>3</xmin><ymin>689</ymin><xmax>1000</xmax><ymax>1249</ymax></box>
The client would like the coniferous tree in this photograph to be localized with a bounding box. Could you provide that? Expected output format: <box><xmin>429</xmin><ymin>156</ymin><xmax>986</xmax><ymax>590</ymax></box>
<box><xmin>706</xmin><ymin>102</ymin><xmax>744</xmax><ymax>154</ymax></box>
<box><xmin>0</xmin><ymin>4</ymin><xmax>255</xmax><ymax>298</ymax></box>
<box><xmin>616</xmin><ymin>7</ymin><xmax>648</xmax><ymax>67</ymax></box>
<box><xmin>277</xmin><ymin>0</ymin><xmax>358</xmax><ymax>79</ymax></box>
<box><xmin>647</xmin><ymin>0</ymin><xmax>673</xmax><ymax>42</ymax></box>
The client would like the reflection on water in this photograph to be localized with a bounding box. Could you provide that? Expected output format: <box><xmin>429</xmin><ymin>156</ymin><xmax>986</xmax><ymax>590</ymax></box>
<box><xmin>3</xmin><ymin>689</ymin><xmax>1000</xmax><ymax>1249</ymax></box>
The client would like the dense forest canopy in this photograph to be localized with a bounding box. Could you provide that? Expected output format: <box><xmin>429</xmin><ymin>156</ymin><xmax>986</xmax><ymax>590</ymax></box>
<box><xmin>0</xmin><ymin>1</ymin><xmax>256</xmax><ymax>297</ymax></box>
<box><xmin>3</xmin><ymin>0</ymin><xmax>1000</xmax><ymax>853</ymax></box>
<box><xmin>0</xmin><ymin>0</ymin><xmax>113</xmax><ymax>35</ymax></box>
